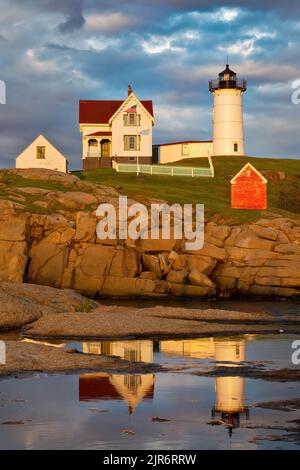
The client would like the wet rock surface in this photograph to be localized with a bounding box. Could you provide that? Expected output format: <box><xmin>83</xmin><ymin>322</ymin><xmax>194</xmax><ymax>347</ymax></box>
<box><xmin>21</xmin><ymin>304</ymin><xmax>300</xmax><ymax>339</ymax></box>
<box><xmin>0</xmin><ymin>340</ymin><xmax>162</xmax><ymax>378</ymax></box>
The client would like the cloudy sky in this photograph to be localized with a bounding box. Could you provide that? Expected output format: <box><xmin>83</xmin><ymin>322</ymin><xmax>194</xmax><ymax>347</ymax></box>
<box><xmin>0</xmin><ymin>0</ymin><xmax>300</xmax><ymax>169</ymax></box>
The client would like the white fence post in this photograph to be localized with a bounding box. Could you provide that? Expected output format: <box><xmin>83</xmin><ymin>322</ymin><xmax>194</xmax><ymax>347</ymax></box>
<box><xmin>208</xmin><ymin>155</ymin><xmax>214</xmax><ymax>178</ymax></box>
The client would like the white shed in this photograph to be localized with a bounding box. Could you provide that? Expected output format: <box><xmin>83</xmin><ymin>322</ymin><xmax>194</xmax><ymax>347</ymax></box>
<box><xmin>16</xmin><ymin>135</ymin><xmax>68</xmax><ymax>173</ymax></box>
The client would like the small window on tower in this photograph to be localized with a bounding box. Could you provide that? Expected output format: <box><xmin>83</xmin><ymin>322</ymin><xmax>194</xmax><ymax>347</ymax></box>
<box><xmin>234</xmin><ymin>143</ymin><xmax>238</xmax><ymax>152</ymax></box>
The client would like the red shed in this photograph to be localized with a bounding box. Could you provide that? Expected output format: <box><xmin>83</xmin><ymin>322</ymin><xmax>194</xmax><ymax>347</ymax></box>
<box><xmin>231</xmin><ymin>163</ymin><xmax>268</xmax><ymax>210</ymax></box>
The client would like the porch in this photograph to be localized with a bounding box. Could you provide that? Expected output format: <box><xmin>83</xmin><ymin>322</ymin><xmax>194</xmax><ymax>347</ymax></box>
<box><xmin>85</xmin><ymin>134</ymin><xmax>112</xmax><ymax>159</ymax></box>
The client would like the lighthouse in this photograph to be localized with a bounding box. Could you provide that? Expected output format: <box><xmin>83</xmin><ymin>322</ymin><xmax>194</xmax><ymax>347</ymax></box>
<box><xmin>211</xmin><ymin>338</ymin><xmax>249</xmax><ymax>436</ymax></box>
<box><xmin>209</xmin><ymin>64</ymin><xmax>247</xmax><ymax>156</ymax></box>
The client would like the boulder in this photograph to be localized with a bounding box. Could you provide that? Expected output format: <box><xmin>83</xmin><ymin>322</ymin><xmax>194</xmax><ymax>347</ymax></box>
<box><xmin>166</xmin><ymin>269</ymin><xmax>188</xmax><ymax>284</ymax></box>
<box><xmin>214</xmin><ymin>276</ymin><xmax>236</xmax><ymax>291</ymax></box>
<box><xmin>140</xmin><ymin>271</ymin><xmax>158</xmax><ymax>280</ymax></box>
<box><xmin>168</xmin><ymin>283</ymin><xmax>216</xmax><ymax>297</ymax></box>
<box><xmin>274</xmin><ymin>244</ymin><xmax>300</xmax><ymax>255</ymax></box>
<box><xmin>17</xmin><ymin>187</ymin><xmax>50</xmax><ymax>196</ymax></box>
<box><xmin>185</xmin><ymin>254</ymin><xmax>217</xmax><ymax>275</ymax></box>
<box><xmin>257</xmin><ymin>266</ymin><xmax>300</xmax><ymax>279</ymax></box>
<box><xmin>188</xmin><ymin>269</ymin><xmax>216</xmax><ymax>288</ymax></box>
<box><xmin>0</xmin><ymin>253</ymin><xmax>27</xmax><ymax>283</ymax></box>
<box><xmin>74</xmin><ymin>212</ymin><xmax>97</xmax><ymax>242</ymax></box>
<box><xmin>0</xmin><ymin>281</ymin><xmax>98</xmax><ymax>330</ymax></box>
<box><xmin>250</xmin><ymin>225</ymin><xmax>279</xmax><ymax>241</ymax></box>
<box><xmin>0</xmin><ymin>213</ymin><xmax>27</xmax><ymax>242</ymax></box>
<box><xmin>4</xmin><ymin>168</ymin><xmax>87</xmax><ymax>189</ymax></box>
<box><xmin>185</xmin><ymin>243</ymin><xmax>227</xmax><ymax>262</ymax></box>
<box><xmin>139</xmin><ymin>234</ymin><xmax>179</xmax><ymax>252</ymax></box>
<box><xmin>29</xmin><ymin>242</ymin><xmax>69</xmax><ymax>288</ymax></box>
<box><xmin>109</xmin><ymin>247</ymin><xmax>139</xmax><ymax>278</ymax></box>
<box><xmin>169</xmin><ymin>252</ymin><xmax>187</xmax><ymax>271</ymax></box>
<box><xmin>75</xmin><ymin>245</ymin><xmax>116</xmax><ymax>278</ymax></box>
<box><xmin>158</xmin><ymin>253</ymin><xmax>171</xmax><ymax>274</ymax></box>
<box><xmin>205</xmin><ymin>223</ymin><xmax>231</xmax><ymax>242</ymax></box>
<box><xmin>226</xmin><ymin>246</ymin><xmax>279</xmax><ymax>262</ymax></box>
<box><xmin>101</xmin><ymin>276</ymin><xmax>167</xmax><ymax>297</ymax></box>
<box><xmin>234</xmin><ymin>229</ymin><xmax>276</xmax><ymax>251</ymax></box>
<box><xmin>54</xmin><ymin>192</ymin><xmax>98</xmax><ymax>210</ymax></box>
<box><xmin>248</xmin><ymin>285</ymin><xmax>300</xmax><ymax>298</ymax></box>
<box><xmin>0</xmin><ymin>199</ymin><xmax>23</xmax><ymax>216</ymax></box>
<box><xmin>142</xmin><ymin>254</ymin><xmax>162</xmax><ymax>278</ymax></box>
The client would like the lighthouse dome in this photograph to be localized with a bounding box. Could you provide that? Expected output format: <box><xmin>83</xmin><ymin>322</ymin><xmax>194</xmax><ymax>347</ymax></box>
<box><xmin>219</xmin><ymin>64</ymin><xmax>237</xmax><ymax>81</ymax></box>
<box><xmin>209</xmin><ymin>63</ymin><xmax>247</xmax><ymax>92</ymax></box>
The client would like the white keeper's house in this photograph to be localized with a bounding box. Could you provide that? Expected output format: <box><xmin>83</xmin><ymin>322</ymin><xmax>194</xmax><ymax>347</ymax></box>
<box><xmin>79</xmin><ymin>85</ymin><xmax>154</xmax><ymax>170</ymax></box>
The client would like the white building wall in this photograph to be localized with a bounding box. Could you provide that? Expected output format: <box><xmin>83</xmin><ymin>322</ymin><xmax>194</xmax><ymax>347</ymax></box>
<box><xmin>111</xmin><ymin>95</ymin><xmax>153</xmax><ymax>158</ymax></box>
<box><xmin>16</xmin><ymin>135</ymin><xmax>67</xmax><ymax>173</ymax></box>
<box><xmin>212</xmin><ymin>89</ymin><xmax>245</xmax><ymax>156</ymax></box>
<box><xmin>159</xmin><ymin>142</ymin><xmax>213</xmax><ymax>164</ymax></box>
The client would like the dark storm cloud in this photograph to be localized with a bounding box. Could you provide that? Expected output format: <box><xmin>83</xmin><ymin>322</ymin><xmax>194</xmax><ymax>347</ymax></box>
<box><xmin>9</xmin><ymin>0</ymin><xmax>85</xmax><ymax>32</ymax></box>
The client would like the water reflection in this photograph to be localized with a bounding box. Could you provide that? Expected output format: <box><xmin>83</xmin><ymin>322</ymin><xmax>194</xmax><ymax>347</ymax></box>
<box><xmin>78</xmin><ymin>337</ymin><xmax>252</xmax><ymax>434</ymax></box>
<box><xmin>213</xmin><ymin>339</ymin><xmax>249</xmax><ymax>436</ymax></box>
<box><xmin>160</xmin><ymin>337</ymin><xmax>250</xmax><ymax>435</ymax></box>
<box><xmin>79</xmin><ymin>341</ymin><xmax>155</xmax><ymax>414</ymax></box>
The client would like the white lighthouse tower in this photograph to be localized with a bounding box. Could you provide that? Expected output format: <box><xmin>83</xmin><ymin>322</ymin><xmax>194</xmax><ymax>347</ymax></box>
<box><xmin>209</xmin><ymin>64</ymin><xmax>247</xmax><ymax>156</ymax></box>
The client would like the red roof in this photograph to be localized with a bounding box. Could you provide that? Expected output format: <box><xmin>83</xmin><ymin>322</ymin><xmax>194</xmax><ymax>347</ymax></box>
<box><xmin>86</xmin><ymin>131</ymin><xmax>112</xmax><ymax>137</ymax></box>
<box><xmin>79</xmin><ymin>375</ymin><xmax>154</xmax><ymax>401</ymax></box>
<box><xmin>79</xmin><ymin>100</ymin><xmax>154</xmax><ymax>124</ymax></box>
<box><xmin>156</xmin><ymin>140</ymin><xmax>212</xmax><ymax>147</ymax></box>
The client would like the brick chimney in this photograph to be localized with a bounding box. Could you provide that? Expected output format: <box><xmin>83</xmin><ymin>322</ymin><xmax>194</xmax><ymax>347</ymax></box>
<box><xmin>128</xmin><ymin>84</ymin><xmax>133</xmax><ymax>96</ymax></box>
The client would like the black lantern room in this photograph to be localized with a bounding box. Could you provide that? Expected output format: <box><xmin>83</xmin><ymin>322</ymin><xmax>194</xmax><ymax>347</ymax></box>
<box><xmin>209</xmin><ymin>64</ymin><xmax>247</xmax><ymax>92</ymax></box>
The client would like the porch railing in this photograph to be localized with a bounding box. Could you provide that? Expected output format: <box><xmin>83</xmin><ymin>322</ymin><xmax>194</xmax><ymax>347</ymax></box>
<box><xmin>86</xmin><ymin>151</ymin><xmax>102</xmax><ymax>158</ymax></box>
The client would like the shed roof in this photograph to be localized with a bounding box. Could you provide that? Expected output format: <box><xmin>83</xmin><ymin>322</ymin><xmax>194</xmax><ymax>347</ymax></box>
<box><xmin>230</xmin><ymin>163</ymin><xmax>268</xmax><ymax>184</ymax></box>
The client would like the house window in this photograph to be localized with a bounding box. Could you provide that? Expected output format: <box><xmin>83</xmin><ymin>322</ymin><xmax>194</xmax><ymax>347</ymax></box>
<box><xmin>129</xmin><ymin>156</ymin><xmax>135</xmax><ymax>161</ymax></box>
<box><xmin>123</xmin><ymin>113</ymin><xmax>141</xmax><ymax>126</ymax></box>
<box><xmin>36</xmin><ymin>146</ymin><xmax>46</xmax><ymax>159</ymax></box>
<box><xmin>124</xmin><ymin>135</ymin><xmax>140</xmax><ymax>151</ymax></box>
<box><xmin>234</xmin><ymin>143</ymin><xmax>239</xmax><ymax>152</ymax></box>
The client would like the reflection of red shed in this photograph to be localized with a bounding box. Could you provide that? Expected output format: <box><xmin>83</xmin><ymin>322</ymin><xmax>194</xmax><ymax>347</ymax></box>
<box><xmin>231</xmin><ymin>163</ymin><xmax>268</xmax><ymax>210</ymax></box>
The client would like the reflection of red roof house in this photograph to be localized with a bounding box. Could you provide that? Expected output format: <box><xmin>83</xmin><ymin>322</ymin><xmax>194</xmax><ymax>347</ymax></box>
<box><xmin>79</xmin><ymin>374</ymin><xmax>155</xmax><ymax>402</ymax></box>
<box><xmin>80</xmin><ymin>374</ymin><xmax>122</xmax><ymax>400</ymax></box>
<box><xmin>231</xmin><ymin>163</ymin><xmax>268</xmax><ymax>210</ymax></box>
<box><xmin>79</xmin><ymin>100</ymin><xmax>154</xmax><ymax>124</ymax></box>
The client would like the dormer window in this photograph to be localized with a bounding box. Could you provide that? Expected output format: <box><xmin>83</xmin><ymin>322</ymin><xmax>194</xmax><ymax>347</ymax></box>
<box><xmin>124</xmin><ymin>113</ymin><xmax>141</xmax><ymax>126</ymax></box>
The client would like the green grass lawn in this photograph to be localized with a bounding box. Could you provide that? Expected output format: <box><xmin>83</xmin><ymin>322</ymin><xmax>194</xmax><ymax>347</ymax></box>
<box><xmin>73</xmin><ymin>156</ymin><xmax>300</xmax><ymax>224</ymax></box>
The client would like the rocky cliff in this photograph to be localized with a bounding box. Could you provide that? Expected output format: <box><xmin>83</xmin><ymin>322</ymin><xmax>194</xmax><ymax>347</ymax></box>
<box><xmin>1</xmin><ymin>168</ymin><xmax>300</xmax><ymax>299</ymax></box>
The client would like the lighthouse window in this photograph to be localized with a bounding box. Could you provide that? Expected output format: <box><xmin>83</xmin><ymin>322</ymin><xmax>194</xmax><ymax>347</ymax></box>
<box><xmin>234</xmin><ymin>143</ymin><xmax>239</xmax><ymax>152</ymax></box>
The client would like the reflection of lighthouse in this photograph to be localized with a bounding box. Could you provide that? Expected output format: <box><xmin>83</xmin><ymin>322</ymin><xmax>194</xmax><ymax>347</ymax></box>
<box><xmin>79</xmin><ymin>340</ymin><xmax>155</xmax><ymax>414</ymax></box>
<box><xmin>212</xmin><ymin>339</ymin><xmax>249</xmax><ymax>436</ymax></box>
<box><xmin>160</xmin><ymin>336</ymin><xmax>251</xmax><ymax>436</ymax></box>
<box><xmin>209</xmin><ymin>64</ymin><xmax>247</xmax><ymax>156</ymax></box>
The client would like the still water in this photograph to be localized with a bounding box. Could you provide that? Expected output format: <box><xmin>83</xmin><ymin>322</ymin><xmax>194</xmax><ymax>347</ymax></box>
<box><xmin>0</xmin><ymin>334</ymin><xmax>299</xmax><ymax>450</ymax></box>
